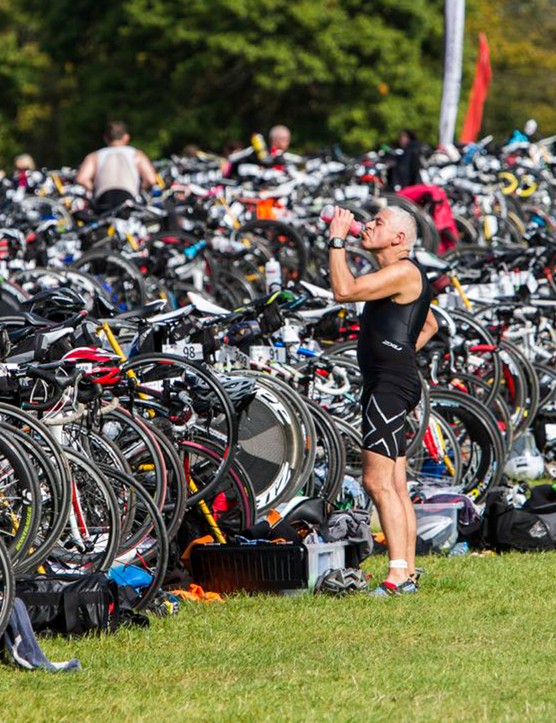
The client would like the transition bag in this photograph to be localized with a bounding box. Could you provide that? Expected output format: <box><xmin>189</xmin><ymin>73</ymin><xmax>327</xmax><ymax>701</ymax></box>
<box><xmin>15</xmin><ymin>573</ymin><xmax>120</xmax><ymax>636</ymax></box>
<box><xmin>481</xmin><ymin>488</ymin><xmax>556</xmax><ymax>552</ymax></box>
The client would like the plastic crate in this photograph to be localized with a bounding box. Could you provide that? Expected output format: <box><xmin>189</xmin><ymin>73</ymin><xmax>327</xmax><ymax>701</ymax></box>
<box><xmin>305</xmin><ymin>541</ymin><xmax>353</xmax><ymax>590</ymax></box>
<box><xmin>189</xmin><ymin>541</ymin><xmax>358</xmax><ymax>594</ymax></box>
<box><xmin>414</xmin><ymin>502</ymin><xmax>463</xmax><ymax>553</ymax></box>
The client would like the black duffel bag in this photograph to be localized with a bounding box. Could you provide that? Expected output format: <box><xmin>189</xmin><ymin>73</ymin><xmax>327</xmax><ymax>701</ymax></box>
<box><xmin>15</xmin><ymin>573</ymin><xmax>120</xmax><ymax>636</ymax></box>
<box><xmin>482</xmin><ymin>488</ymin><xmax>555</xmax><ymax>553</ymax></box>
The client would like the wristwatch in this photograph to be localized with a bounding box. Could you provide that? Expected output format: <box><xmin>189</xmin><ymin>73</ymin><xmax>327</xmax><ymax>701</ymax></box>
<box><xmin>328</xmin><ymin>237</ymin><xmax>346</xmax><ymax>249</ymax></box>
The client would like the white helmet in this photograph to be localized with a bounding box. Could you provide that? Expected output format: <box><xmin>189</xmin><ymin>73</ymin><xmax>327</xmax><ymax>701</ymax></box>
<box><xmin>504</xmin><ymin>431</ymin><xmax>545</xmax><ymax>481</ymax></box>
<box><xmin>504</xmin><ymin>453</ymin><xmax>545</xmax><ymax>481</ymax></box>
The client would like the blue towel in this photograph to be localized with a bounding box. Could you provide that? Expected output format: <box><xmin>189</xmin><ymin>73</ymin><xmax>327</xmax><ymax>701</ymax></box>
<box><xmin>3</xmin><ymin>598</ymin><xmax>82</xmax><ymax>672</ymax></box>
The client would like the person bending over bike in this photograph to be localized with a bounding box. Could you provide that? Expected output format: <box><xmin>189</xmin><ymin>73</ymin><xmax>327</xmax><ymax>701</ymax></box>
<box><xmin>328</xmin><ymin>205</ymin><xmax>438</xmax><ymax>596</ymax></box>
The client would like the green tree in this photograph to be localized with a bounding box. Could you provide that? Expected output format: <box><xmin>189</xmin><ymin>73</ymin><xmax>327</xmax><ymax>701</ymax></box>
<box><xmin>465</xmin><ymin>0</ymin><xmax>556</xmax><ymax>141</ymax></box>
<box><xmin>22</xmin><ymin>0</ymin><xmax>450</xmax><ymax>163</ymax></box>
<box><xmin>0</xmin><ymin>0</ymin><xmax>53</xmax><ymax>167</ymax></box>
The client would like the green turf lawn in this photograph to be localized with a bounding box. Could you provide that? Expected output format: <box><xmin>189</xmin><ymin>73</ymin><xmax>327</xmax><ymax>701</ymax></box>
<box><xmin>3</xmin><ymin>552</ymin><xmax>556</xmax><ymax>722</ymax></box>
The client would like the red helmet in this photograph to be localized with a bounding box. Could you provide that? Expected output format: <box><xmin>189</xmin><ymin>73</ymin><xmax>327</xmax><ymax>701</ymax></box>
<box><xmin>62</xmin><ymin>346</ymin><xmax>120</xmax><ymax>364</ymax></box>
<box><xmin>84</xmin><ymin>366</ymin><xmax>122</xmax><ymax>386</ymax></box>
<box><xmin>62</xmin><ymin>346</ymin><xmax>122</xmax><ymax>386</ymax></box>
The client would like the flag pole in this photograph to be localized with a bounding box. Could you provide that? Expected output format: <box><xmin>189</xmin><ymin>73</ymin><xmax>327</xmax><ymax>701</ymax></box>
<box><xmin>439</xmin><ymin>0</ymin><xmax>466</xmax><ymax>148</ymax></box>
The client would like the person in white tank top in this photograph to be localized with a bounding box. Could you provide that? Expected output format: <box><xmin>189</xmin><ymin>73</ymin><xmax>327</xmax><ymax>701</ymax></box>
<box><xmin>76</xmin><ymin>121</ymin><xmax>157</xmax><ymax>214</ymax></box>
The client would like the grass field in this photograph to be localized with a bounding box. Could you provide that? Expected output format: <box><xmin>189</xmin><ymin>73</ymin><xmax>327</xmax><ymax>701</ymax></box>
<box><xmin>3</xmin><ymin>552</ymin><xmax>556</xmax><ymax>722</ymax></box>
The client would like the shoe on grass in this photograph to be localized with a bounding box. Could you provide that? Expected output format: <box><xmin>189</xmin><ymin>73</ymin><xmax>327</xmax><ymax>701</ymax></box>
<box><xmin>371</xmin><ymin>578</ymin><xmax>418</xmax><ymax>597</ymax></box>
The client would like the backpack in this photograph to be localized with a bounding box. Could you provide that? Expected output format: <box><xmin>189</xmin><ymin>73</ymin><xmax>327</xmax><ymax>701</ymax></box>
<box><xmin>15</xmin><ymin>572</ymin><xmax>120</xmax><ymax>637</ymax></box>
<box><xmin>481</xmin><ymin>488</ymin><xmax>555</xmax><ymax>552</ymax></box>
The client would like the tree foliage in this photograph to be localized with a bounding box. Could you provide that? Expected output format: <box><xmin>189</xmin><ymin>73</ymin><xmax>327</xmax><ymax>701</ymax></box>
<box><xmin>464</xmin><ymin>0</ymin><xmax>556</xmax><ymax>140</ymax></box>
<box><xmin>0</xmin><ymin>1</ymin><xmax>54</xmax><ymax>166</ymax></box>
<box><xmin>0</xmin><ymin>0</ymin><xmax>552</xmax><ymax>167</ymax></box>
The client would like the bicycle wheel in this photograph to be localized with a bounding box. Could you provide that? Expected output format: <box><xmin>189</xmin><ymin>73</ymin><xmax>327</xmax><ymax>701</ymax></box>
<box><xmin>101</xmin><ymin>466</ymin><xmax>169</xmax><ymax>611</ymax></box>
<box><xmin>123</xmin><ymin>354</ymin><xmax>238</xmax><ymax>505</ymax></box>
<box><xmin>177</xmin><ymin>439</ymin><xmax>256</xmax><ymax>549</ymax></box>
<box><xmin>64</xmin><ymin>424</ymin><xmax>132</xmax><ymax>474</ymax></box>
<box><xmin>430</xmin><ymin>388</ymin><xmax>505</xmax><ymax>502</ymax></box>
<box><xmin>502</xmin><ymin>339</ymin><xmax>540</xmax><ymax>433</ymax></box>
<box><xmin>233</xmin><ymin>377</ymin><xmax>304</xmax><ymax>512</ymax></box>
<box><xmin>331</xmin><ymin>418</ymin><xmax>373</xmax><ymax>512</ymax></box>
<box><xmin>535</xmin><ymin>363</ymin><xmax>556</xmax><ymax>415</ymax></box>
<box><xmin>303</xmin><ymin>399</ymin><xmax>346</xmax><ymax>503</ymax></box>
<box><xmin>240</xmin><ymin>372</ymin><xmax>317</xmax><ymax>497</ymax></box>
<box><xmin>48</xmin><ymin>448</ymin><xmax>121</xmax><ymax>573</ymax></box>
<box><xmin>72</xmin><ymin>251</ymin><xmax>147</xmax><ymax>310</ymax></box>
<box><xmin>0</xmin><ymin>400</ymin><xmax>73</xmax><ymax>464</ymax></box>
<box><xmin>441</xmin><ymin>308</ymin><xmax>503</xmax><ymax>407</ymax></box>
<box><xmin>144</xmin><ymin>421</ymin><xmax>188</xmax><ymax>543</ymax></box>
<box><xmin>0</xmin><ymin>425</ymin><xmax>69</xmax><ymax>574</ymax></box>
<box><xmin>97</xmin><ymin>406</ymin><xmax>167</xmax><ymax>511</ymax></box>
<box><xmin>0</xmin><ymin>536</ymin><xmax>15</xmax><ymax>640</ymax></box>
<box><xmin>236</xmin><ymin>219</ymin><xmax>308</xmax><ymax>284</ymax></box>
<box><xmin>442</xmin><ymin>372</ymin><xmax>513</xmax><ymax>454</ymax></box>
<box><xmin>0</xmin><ymin>433</ymin><xmax>42</xmax><ymax>572</ymax></box>
<box><xmin>0</xmin><ymin>404</ymin><xmax>73</xmax><ymax>561</ymax></box>
<box><xmin>407</xmin><ymin>411</ymin><xmax>463</xmax><ymax>489</ymax></box>
<box><xmin>498</xmin><ymin>340</ymin><xmax>539</xmax><ymax>439</ymax></box>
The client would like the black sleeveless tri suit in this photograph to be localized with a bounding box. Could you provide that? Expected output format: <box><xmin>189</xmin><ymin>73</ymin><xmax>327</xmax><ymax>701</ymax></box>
<box><xmin>356</xmin><ymin>259</ymin><xmax>431</xmax><ymax>459</ymax></box>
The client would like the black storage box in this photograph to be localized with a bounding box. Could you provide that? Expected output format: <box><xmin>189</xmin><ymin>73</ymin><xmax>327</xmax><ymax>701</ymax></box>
<box><xmin>189</xmin><ymin>543</ymin><xmax>308</xmax><ymax>593</ymax></box>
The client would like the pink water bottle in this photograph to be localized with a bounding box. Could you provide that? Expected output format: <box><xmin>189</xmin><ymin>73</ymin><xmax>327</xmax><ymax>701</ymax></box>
<box><xmin>319</xmin><ymin>204</ymin><xmax>365</xmax><ymax>237</ymax></box>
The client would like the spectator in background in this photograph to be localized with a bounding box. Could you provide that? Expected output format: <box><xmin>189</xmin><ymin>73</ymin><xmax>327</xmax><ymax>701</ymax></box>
<box><xmin>181</xmin><ymin>144</ymin><xmax>200</xmax><ymax>159</ymax></box>
<box><xmin>269</xmin><ymin>125</ymin><xmax>291</xmax><ymax>155</ymax></box>
<box><xmin>387</xmin><ymin>129</ymin><xmax>422</xmax><ymax>190</ymax></box>
<box><xmin>11</xmin><ymin>153</ymin><xmax>37</xmax><ymax>196</ymax></box>
<box><xmin>76</xmin><ymin>121</ymin><xmax>157</xmax><ymax>214</ymax></box>
<box><xmin>14</xmin><ymin>153</ymin><xmax>36</xmax><ymax>172</ymax></box>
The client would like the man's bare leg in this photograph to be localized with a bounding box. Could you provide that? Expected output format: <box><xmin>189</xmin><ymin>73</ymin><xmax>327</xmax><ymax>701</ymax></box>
<box><xmin>392</xmin><ymin>456</ymin><xmax>416</xmax><ymax>578</ymax></box>
<box><xmin>363</xmin><ymin>450</ymin><xmax>408</xmax><ymax>585</ymax></box>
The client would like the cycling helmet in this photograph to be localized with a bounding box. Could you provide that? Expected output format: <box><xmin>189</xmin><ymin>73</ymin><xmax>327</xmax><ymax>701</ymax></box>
<box><xmin>313</xmin><ymin>308</ymin><xmax>346</xmax><ymax>342</ymax></box>
<box><xmin>314</xmin><ymin>567</ymin><xmax>370</xmax><ymax>595</ymax></box>
<box><xmin>62</xmin><ymin>346</ymin><xmax>122</xmax><ymax>386</ymax></box>
<box><xmin>504</xmin><ymin>453</ymin><xmax>544</xmax><ymax>480</ymax></box>
<box><xmin>504</xmin><ymin>431</ymin><xmax>545</xmax><ymax>481</ymax></box>
<box><xmin>215</xmin><ymin>375</ymin><xmax>257</xmax><ymax>413</ymax></box>
<box><xmin>62</xmin><ymin>346</ymin><xmax>121</xmax><ymax>364</ymax></box>
<box><xmin>23</xmin><ymin>286</ymin><xmax>87</xmax><ymax>321</ymax></box>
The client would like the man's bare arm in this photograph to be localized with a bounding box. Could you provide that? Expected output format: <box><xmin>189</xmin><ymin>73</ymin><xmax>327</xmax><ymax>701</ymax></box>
<box><xmin>329</xmin><ymin>255</ymin><xmax>419</xmax><ymax>303</ymax></box>
<box><xmin>75</xmin><ymin>153</ymin><xmax>97</xmax><ymax>192</ymax></box>
<box><xmin>136</xmin><ymin>151</ymin><xmax>157</xmax><ymax>189</ymax></box>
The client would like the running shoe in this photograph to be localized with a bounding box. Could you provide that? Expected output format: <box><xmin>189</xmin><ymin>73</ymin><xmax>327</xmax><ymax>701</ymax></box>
<box><xmin>371</xmin><ymin>578</ymin><xmax>418</xmax><ymax>597</ymax></box>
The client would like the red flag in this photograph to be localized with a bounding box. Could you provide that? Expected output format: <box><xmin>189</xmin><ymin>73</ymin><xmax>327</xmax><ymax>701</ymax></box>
<box><xmin>460</xmin><ymin>33</ymin><xmax>492</xmax><ymax>143</ymax></box>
